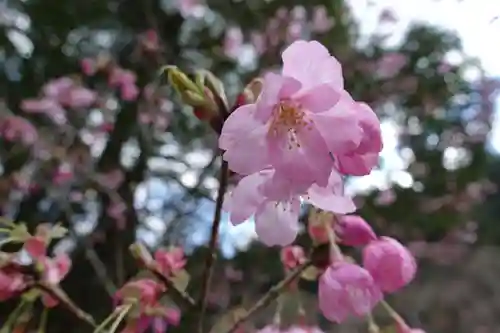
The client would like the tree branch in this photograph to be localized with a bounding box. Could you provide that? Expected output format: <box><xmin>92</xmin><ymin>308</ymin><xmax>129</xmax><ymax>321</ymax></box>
<box><xmin>198</xmin><ymin>160</ymin><xmax>229</xmax><ymax>332</ymax></box>
<box><xmin>224</xmin><ymin>258</ymin><xmax>313</xmax><ymax>333</ymax></box>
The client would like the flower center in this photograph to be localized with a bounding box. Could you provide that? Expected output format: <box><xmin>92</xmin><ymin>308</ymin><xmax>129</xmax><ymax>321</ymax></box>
<box><xmin>267</xmin><ymin>102</ymin><xmax>312</xmax><ymax>149</ymax></box>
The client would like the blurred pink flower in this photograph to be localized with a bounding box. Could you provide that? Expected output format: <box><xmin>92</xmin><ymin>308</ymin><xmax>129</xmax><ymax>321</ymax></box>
<box><xmin>224</xmin><ymin>27</ymin><xmax>244</xmax><ymax>59</ymax></box>
<box><xmin>336</xmin><ymin>215</ymin><xmax>377</xmax><ymax>247</ymax></box>
<box><xmin>0</xmin><ymin>268</ymin><xmax>26</xmax><ymax>301</ymax></box>
<box><xmin>43</xmin><ymin>77</ymin><xmax>74</xmax><ymax>98</ymax></box>
<box><xmin>154</xmin><ymin>247</ymin><xmax>186</xmax><ymax>277</ymax></box>
<box><xmin>80</xmin><ymin>58</ymin><xmax>96</xmax><ymax>76</ymax></box>
<box><xmin>0</xmin><ymin>116</ymin><xmax>38</xmax><ymax>145</ymax></box>
<box><xmin>121</xmin><ymin>83</ymin><xmax>140</xmax><ymax>101</ymax></box>
<box><xmin>60</xmin><ymin>86</ymin><xmax>97</xmax><ymax>109</ymax></box>
<box><xmin>20</xmin><ymin>98</ymin><xmax>66</xmax><ymax>124</ymax></box>
<box><xmin>109</xmin><ymin>68</ymin><xmax>137</xmax><ymax>88</ymax></box>
<box><xmin>363</xmin><ymin>237</ymin><xmax>417</xmax><ymax>293</ymax></box>
<box><xmin>24</xmin><ymin>236</ymin><xmax>47</xmax><ymax>260</ymax></box>
<box><xmin>311</xmin><ymin>6</ymin><xmax>334</xmax><ymax>33</ymax></box>
<box><xmin>319</xmin><ymin>261</ymin><xmax>382</xmax><ymax>323</ymax></box>
<box><xmin>377</xmin><ymin>53</ymin><xmax>407</xmax><ymax>78</ymax></box>
<box><xmin>141</xmin><ymin>29</ymin><xmax>160</xmax><ymax>52</ymax></box>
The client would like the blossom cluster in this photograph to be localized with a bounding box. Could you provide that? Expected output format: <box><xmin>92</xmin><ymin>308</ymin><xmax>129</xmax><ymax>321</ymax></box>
<box><xmin>219</xmin><ymin>40</ymin><xmax>420</xmax><ymax>330</ymax></box>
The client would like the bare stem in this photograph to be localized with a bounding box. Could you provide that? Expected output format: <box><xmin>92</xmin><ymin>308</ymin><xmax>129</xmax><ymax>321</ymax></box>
<box><xmin>198</xmin><ymin>160</ymin><xmax>229</xmax><ymax>332</ymax></box>
<box><xmin>224</xmin><ymin>258</ymin><xmax>313</xmax><ymax>333</ymax></box>
<box><xmin>35</xmin><ymin>282</ymin><xmax>97</xmax><ymax>328</ymax></box>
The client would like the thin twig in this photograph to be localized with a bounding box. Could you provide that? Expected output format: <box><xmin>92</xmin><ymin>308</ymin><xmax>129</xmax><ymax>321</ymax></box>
<box><xmin>198</xmin><ymin>160</ymin><xmax>229</xmax><ymax>332</ymax></box>
<box><xmin>144</xmin><ymin>262</ymin><xmax>196</xmax><ymax>308</ymax></box>
<box><xmin>35</xmin><ymin>282</ymin><xmax>97</xmax><ymax>328</ymax></box>
<box><xmin>225</xmin><ymin>258</ymin><xmax>313</xmax><ymax>333</ymax></box>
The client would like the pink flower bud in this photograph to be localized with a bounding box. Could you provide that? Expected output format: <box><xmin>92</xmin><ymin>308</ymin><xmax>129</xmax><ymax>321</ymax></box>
<box><xmin>280</xmin><ymin>245</ymin><xmax>306</xmax><ymax>270</ymax></box>
<box><xmin>318</xmin><ymin>261</ymin><xmax>382</xmax><ymax>323</ymax></box>
<box><xmin>336</xmin><ymin>215</ymin><xmax>377</xmax><ymax>246</ymax></box>
<box><xmin>363</xmin><ymin>237</ymin><xmax>417</xmax><ymax>293</ymax></box>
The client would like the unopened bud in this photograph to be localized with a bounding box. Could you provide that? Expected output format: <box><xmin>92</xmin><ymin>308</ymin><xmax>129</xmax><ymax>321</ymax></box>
<box><xmin>161</xmin><ymin>66</ymin><xmax>220</xmax><ymax>121</ymax></box>
<box><xmin>195</xmin><ymin>69</ymin><xmax>228</xmax><ymax>110</ymax></box>
<box><xmin>130</xmin><ymin>242</ymin><xmax>153</xmax><ymax>266</ymax></box>
<box><xmin>162</xmin><ymin>65</ymin><xmax>199</xmax><ymax>93</ymax></box>
<box><xmin>336</xmin><ymin>215</ymin><xmax>377</xmax><ymax>247</ymax></box>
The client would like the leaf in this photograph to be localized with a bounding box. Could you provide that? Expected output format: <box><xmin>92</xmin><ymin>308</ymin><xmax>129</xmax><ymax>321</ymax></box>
<box><xmin>49</xmin><ymin>224</ymin><xmax>67</xmax><ymax>239</ymax></box>
<box><xmin>10</xmin><ymin>223</ymin><xmax>29</xmax><ymax>242</ymax></box>
<box><xmin>170</xmin><ymin>269</ymin><xmax>190</xmax><ymax>292</ymax></box>
<box><xmin>301</xmin><ymin>266</ymin><xmax>319</xmax><ymax>281</ymax></box>
<box><xmin>209</xmin><ymin>307</ymin><xmax>246</xmax><ymax>333</ymax></box>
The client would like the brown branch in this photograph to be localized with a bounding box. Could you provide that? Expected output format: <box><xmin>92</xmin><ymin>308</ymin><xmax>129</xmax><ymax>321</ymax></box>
<box><xmin>144</xmin><ymin>262</ymin><xmax>196</xmax><ymax>309</ymax></box>
<box><xmin>224</xmin><ymin>258</ymin><xmax>313</xmax><ymax>333</ymax></box>
<box><xmin>35</xmin><ymin>282</ymin><xmax>97</xmax><ymax>328</ymax></box>
<box><xmin>198</xmin><ymin>160</ymin><xmax>229</xmax><ymax>332</ymax></box>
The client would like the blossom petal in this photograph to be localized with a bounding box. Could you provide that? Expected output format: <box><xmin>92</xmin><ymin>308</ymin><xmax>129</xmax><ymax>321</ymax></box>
<box><xmin>307</xmin><ymin>171</ymin><xmax>356</xmax><ymax>214</ymax></box>
<box><xmin>225</xmin><ymin>171</ymin><xmax>272</xmax><ymax>224</ymax></box>
<box><xmin>310</xmin><ymin>94</ymin><xmax>362</xmax><ymax>155</ymax></box>
<box><xmin>254</xmin><ymin>198</ymin><xmax>300</xmax><ymax>246</ymax></box>
<box><xmin>282</xmin><ymin>40</ymin><xmax>343</xmax><ymax>90</ymax></box>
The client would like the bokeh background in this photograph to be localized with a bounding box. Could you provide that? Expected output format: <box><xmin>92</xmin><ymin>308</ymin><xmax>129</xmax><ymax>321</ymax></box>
<box><xmin>1</xmin><ymin>0</ymin><xmax>500</xmax><ymax>332</ymax></box>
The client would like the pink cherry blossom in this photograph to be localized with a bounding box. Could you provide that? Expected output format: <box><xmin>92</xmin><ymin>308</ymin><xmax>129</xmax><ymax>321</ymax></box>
<box><xmin>336</xmin><ymin>102</ymin><xmax>382</xmax><ymax>176</ymax></box>
<box><xmin>220</xmin><ymin>40</ymin><xmax>363</xmax><ymax>189</ymax></box>
<box><xmin>363</xmin><ymin>237</ymin><xmax>417</xmax><ymax>293</ymax></box>
<box><xmin>318</xmin><ymin>261</ymin><xmax>382</xmax><ymax>323</ymax></box>
<box><xmin>280</xmin><ymin>245</ymin><xmax>306</xmax><ymax>269</ymax></box>
<box><xmin>336</xmin><ymin>215</ymin><xmax>377</xmax><ymax>246</ymax></box>
<box><xmin>223</xmin><ymin>168</ymin><xmax>355</xmax><ymax>246</ymax></box>
<box><xmin>154</xmin><ymin>247</ymin><xmax>186</xmax><ymax>277</ymax></box>
<box><xmin>0</xmin><ymin>116</ymin><xmax>38</xmax><ymax>145</ymax></box>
